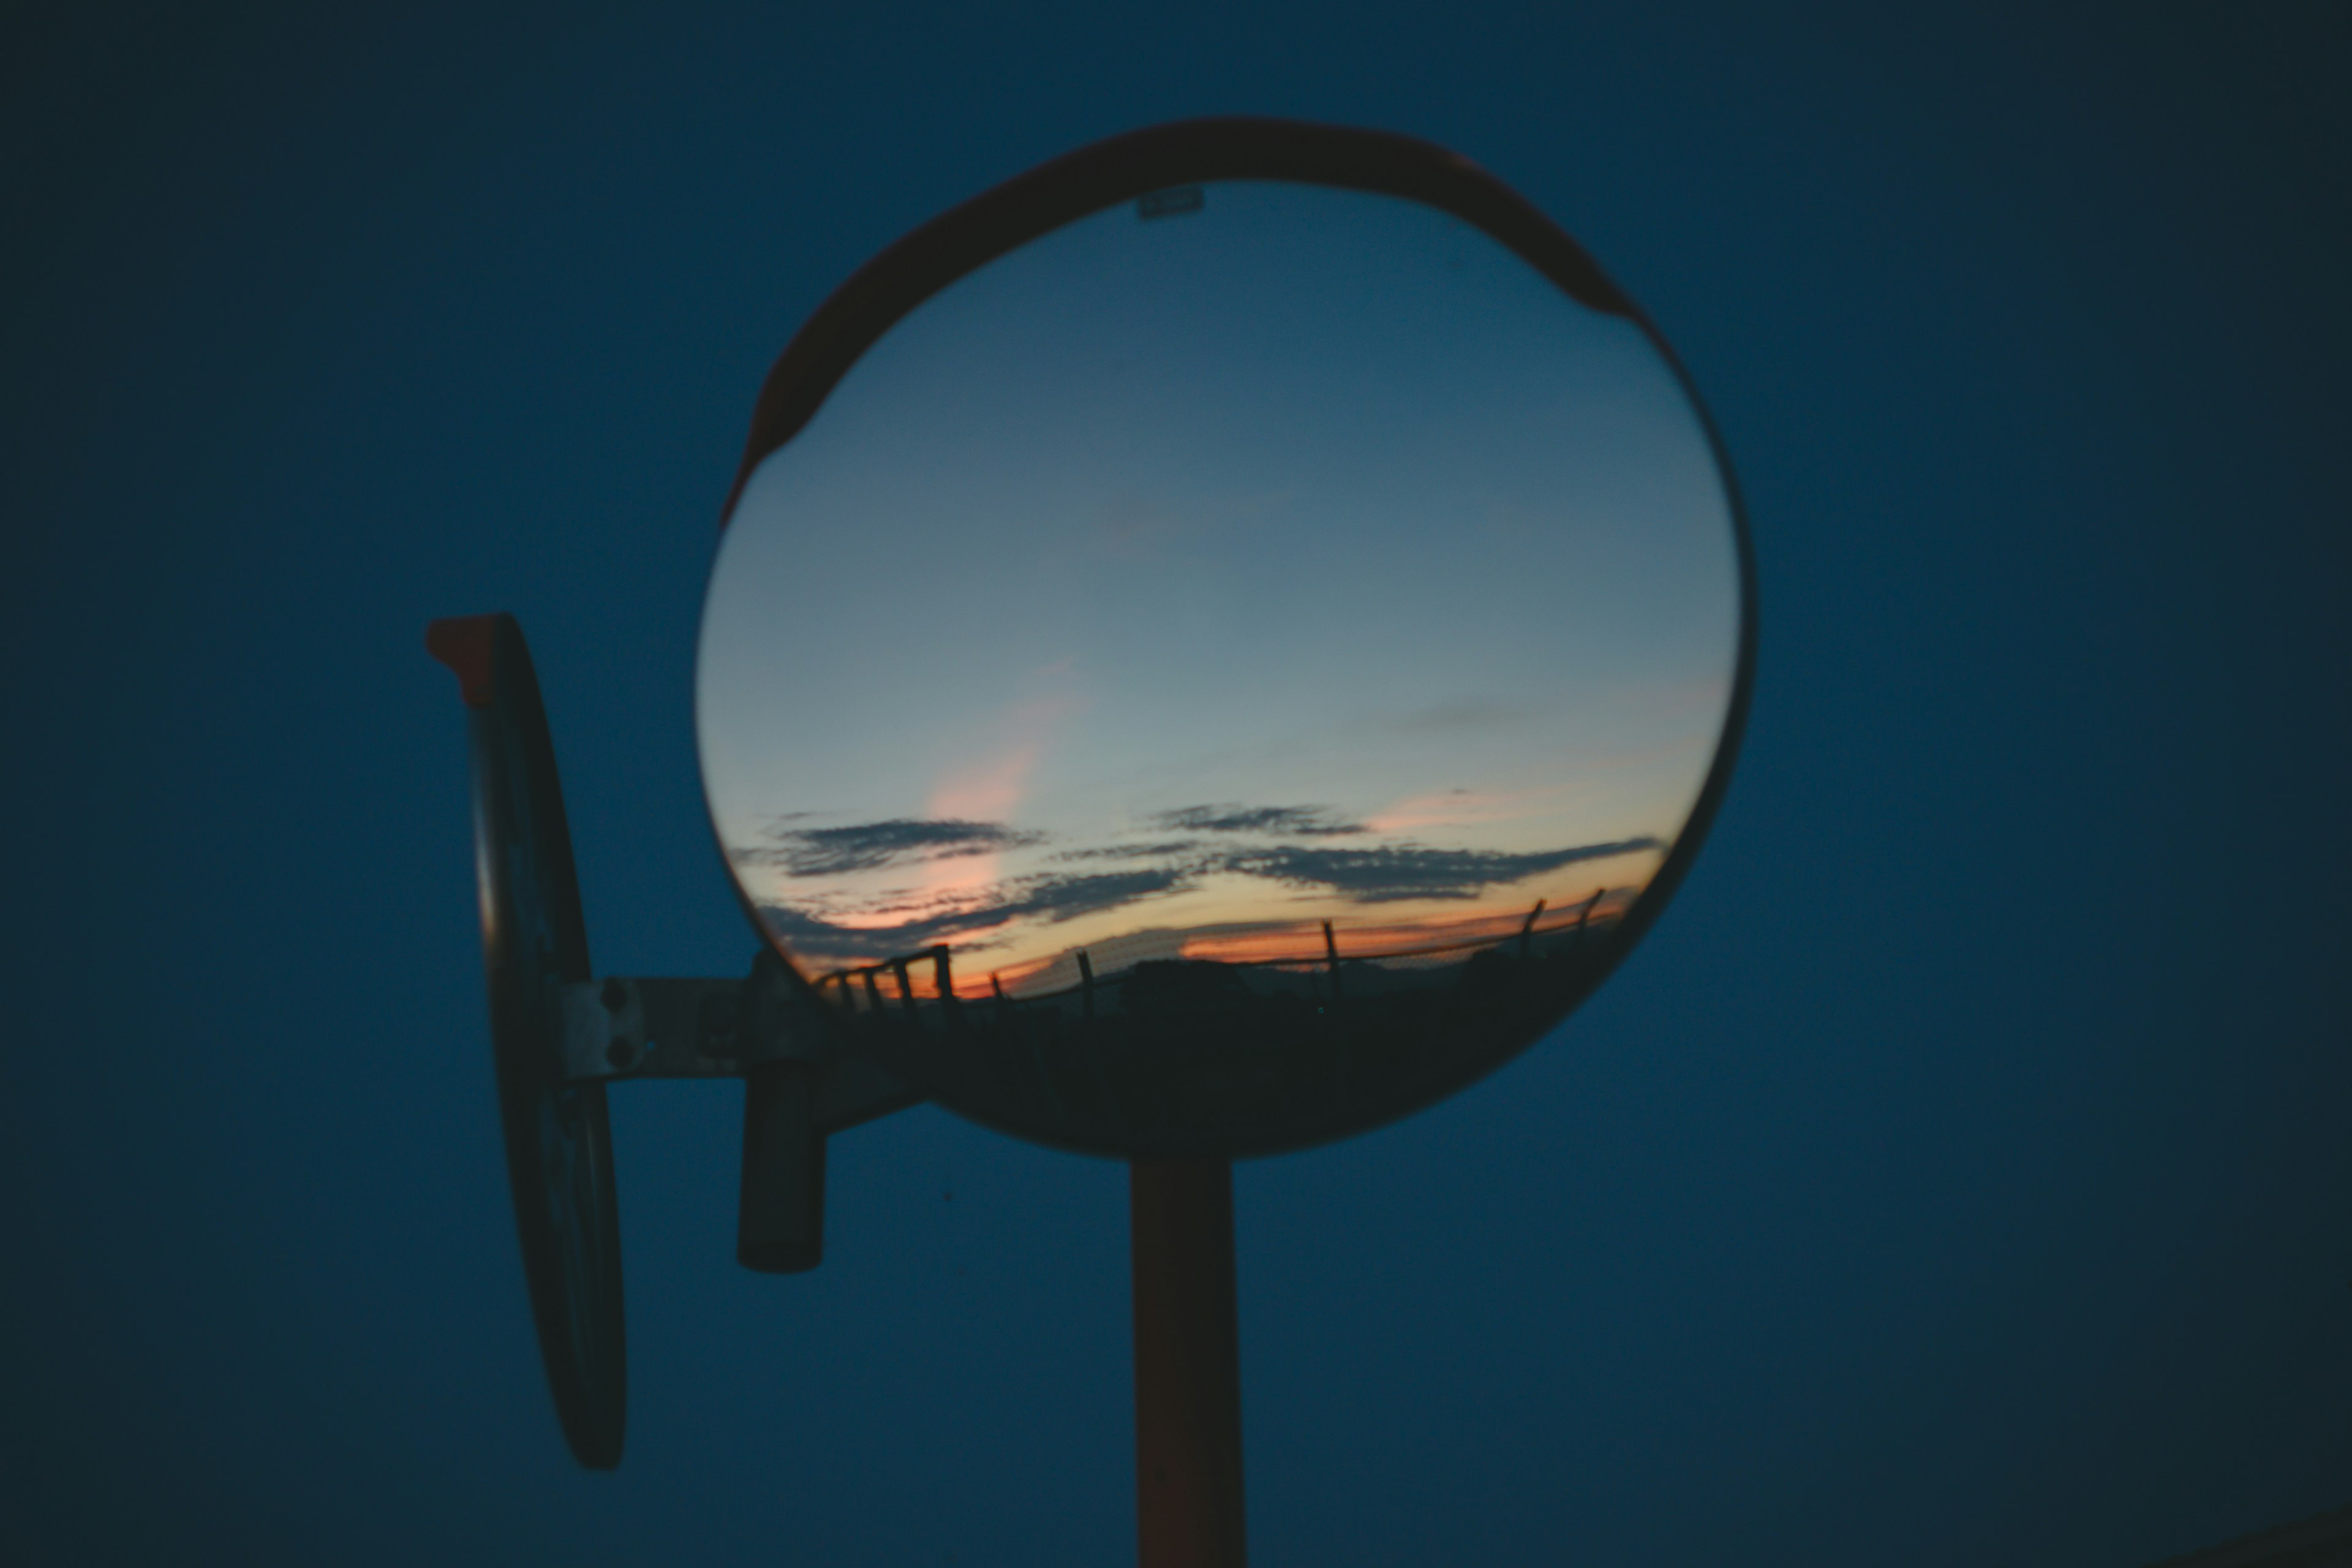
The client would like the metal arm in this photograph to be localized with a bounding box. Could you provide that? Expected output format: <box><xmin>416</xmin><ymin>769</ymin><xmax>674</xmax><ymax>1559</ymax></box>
<box><xmin>555</xmin><ymin>956</ymin><xmax>924</xmax><ymax>1134</ymax></box>
<box><xmin>554</xmin><ymin>948</ymin><xmax>925</xmax><ymax>1275</ymax></box>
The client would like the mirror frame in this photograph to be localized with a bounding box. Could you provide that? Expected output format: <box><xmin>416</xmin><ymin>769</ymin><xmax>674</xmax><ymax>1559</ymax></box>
<box><xmin>709</xmin><ymin>116</ymin><xmax>1758</xmax><ymax>1154</ymax></box>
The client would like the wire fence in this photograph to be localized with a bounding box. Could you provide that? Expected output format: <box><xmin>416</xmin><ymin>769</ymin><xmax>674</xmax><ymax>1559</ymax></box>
<box><xmin>808</xmin><ymin>886</ymin><xmax>1629</xmax><ymax>1017</ymax></box>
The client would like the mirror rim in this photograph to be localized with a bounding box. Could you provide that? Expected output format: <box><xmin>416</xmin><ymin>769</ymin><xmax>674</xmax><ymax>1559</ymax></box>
<box><xmin>706</xmin><ymin>116</ymin><xmax>1758</xmax><ymax>1155</ymax></box>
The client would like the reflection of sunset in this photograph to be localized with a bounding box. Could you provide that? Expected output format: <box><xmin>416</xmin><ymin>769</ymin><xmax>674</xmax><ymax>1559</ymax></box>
<box><xmin>698</xmin><ymin>180</ymin><xmax>1742</xmax><ymax>1028</ymax></box>
<box><xmin>810</xmin><ymin>877</ymin><xmax>1645</xmax><ymax>1003</ymax></box>
<box><xmin>1174</xmin><ymin>892</ymin><xmax>1631</xmax><ymax>967</ymax></box>
<box><xmin>767</xmin><ymin>829</ymin><xmax>1661</xmax><ymax>999</ymax></box>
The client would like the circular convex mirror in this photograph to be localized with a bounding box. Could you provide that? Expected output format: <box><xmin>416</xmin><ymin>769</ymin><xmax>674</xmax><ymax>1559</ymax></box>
<box><xmin>698</xmin><ymin>121</ymin><xmax>1752</xmax><ymax>1159</ymax></box>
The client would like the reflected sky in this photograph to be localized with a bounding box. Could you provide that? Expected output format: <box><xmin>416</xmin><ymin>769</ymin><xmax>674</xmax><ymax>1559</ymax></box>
<box><xmin>698</xmin><ymin>179</ymin><xmax>1740</xmax><ymax>995</ymax></box>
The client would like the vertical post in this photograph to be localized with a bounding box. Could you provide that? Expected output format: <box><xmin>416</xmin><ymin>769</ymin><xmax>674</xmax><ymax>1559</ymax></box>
<box><xmin>890</xmin><ymin>957</ymin><xmax>920</xmax><ymax>1021</ymax></box>
<box><xmin>737</xmin><ymin>1063</ymin><xmax>824</xmax><ymax>1273</ymax></box>
<box><xmin>1320</xmin><ymin>920</ymin><xmax>1349</xmax><ymax>1095</ymax></box>
<box><xmin>1131</xmin><ymin>1159</ymin><xmax>1246</xmax><ymax>1568</ymax></box>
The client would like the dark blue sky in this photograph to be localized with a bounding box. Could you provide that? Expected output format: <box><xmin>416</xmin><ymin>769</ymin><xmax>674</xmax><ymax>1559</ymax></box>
<box><xmin>5</xmin><ymin>5</ymin><xmax>2347</xmax><ymax>1564</ymax></box>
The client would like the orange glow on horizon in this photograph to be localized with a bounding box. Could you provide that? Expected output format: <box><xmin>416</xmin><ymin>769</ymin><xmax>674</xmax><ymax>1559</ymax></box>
<box><xmin>796</xmin><ymin>881</ymin><xmax>1644</xmax><ymax>1001</ymax></box>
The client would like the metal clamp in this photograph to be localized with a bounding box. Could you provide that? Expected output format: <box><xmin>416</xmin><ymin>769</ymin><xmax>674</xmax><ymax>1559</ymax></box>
<box><xmin>560</xmin><ymin>953</ymin><xmax>921</xmax><ymax>1136</ymax></box>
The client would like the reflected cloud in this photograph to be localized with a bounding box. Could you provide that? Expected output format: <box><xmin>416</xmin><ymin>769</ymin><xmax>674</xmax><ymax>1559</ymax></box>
<box><xmin>763</xmin><ymin>865</ymin><xmax>1194</xmax><ymax>962</ymax></box>
<box><xmin>1223</xmin><ymin>837</ymin><xmax>1661</xmax><ymax>902</ymax></box>
<box><xmin>763</xmin><ymin>813</ymin><xmax>1664</xmax><ymax>967</ymax></box>
<box><xmin>736</xmin><ymin>817</ymin><xmax>1044</xmax><ymax>878</ymax></box>
<box><xmin>760</xmin><ymin>900</ymin><xmax>990</xmax><ymax>960</ymax></box>
<box><xmin>1016</xmin><ymin>867</ymin><xmax>1194</xmax><ymax>922</ymax></box>
<box><xmin>1149</xmin><ymin>804</ymin><xmax>1365</xmax><ymax>837</ymax></box>
<box><xmin>1054</xmin><ymin>839</ymin><xmax>1204</xmax><ymax>863</ymax></box>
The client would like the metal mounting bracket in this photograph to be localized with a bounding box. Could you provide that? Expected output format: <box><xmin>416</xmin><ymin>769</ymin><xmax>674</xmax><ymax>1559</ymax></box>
<box><xmin>559</xmin><ymin>953</ymin><xmax>922</xmax><ymax>1135</ymax></box>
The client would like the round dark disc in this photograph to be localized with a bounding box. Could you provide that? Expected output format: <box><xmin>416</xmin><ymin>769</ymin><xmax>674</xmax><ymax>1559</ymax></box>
<box><xmin>435</xmin><ymin>613</ymin><xmax>626</xmax><ymax>1468</ymax></box>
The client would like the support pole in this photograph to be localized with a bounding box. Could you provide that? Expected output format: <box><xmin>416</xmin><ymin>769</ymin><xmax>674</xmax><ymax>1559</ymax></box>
<box><xmin>737</xmin><ymin>1063</ymin><xmax>824</xmax><ymax>1273</ymax></box>
<box><xmin>1130</xmin><ymin>1159</ymin><xmax>1246</xmax><ymax>1568</ymax></box>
